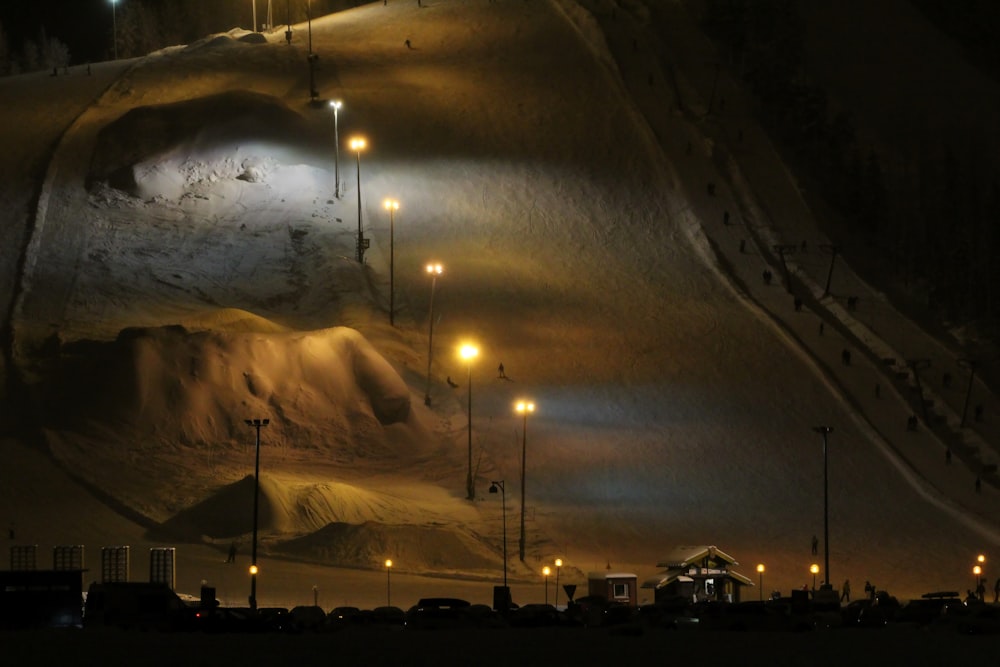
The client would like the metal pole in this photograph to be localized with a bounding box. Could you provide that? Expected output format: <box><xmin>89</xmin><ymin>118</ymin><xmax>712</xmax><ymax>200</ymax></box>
<box><xmin>501</xmin><ymin>487</ymin><xmax>507</xmax><ymax>588</ymax></box>
<box><xmin>466</xmin><ymin>362</ymin><xmax>474</xmax><ymax>500</ymax></box>
<box><xmin>389</xmin><ymin>206</ymin><xmax>395</xmax><ymax>326</ymax></box>
<box><xmin>423</xmin><ymin>273</ymin><xmax>438</xmax><ymax>406</ymax></box>
<box><xmin>519</xmin><ymin>410</ymin><xmax>527</xmax><ymax>561</ymax></box>
<box><xmin>333</xmin><ymin>105</ymin><xmax>340</xmax><ymax>197</ymax></box>
<box><xmin>112</xmin><ymin>1</ymin><xmax>118</xmax><ymax>61</ymax></box>
<box><xmin>386</xmin><ymin>563</ymin><xmax>391</xmax><ymax>606</ymax></box>
<box><xmin>355</xmin><ymin>149</ymin><xmax>364</xmax><ymax>263</ymax></box>
<box><xmin>814</xmin><ymin>426</ymin><xmax>833</xmax><ymax>587</ymax></box>
<box><xmin>245</xmin><ymin>418</ymin><xmax>269</xmax><ymax>610</ymax></box>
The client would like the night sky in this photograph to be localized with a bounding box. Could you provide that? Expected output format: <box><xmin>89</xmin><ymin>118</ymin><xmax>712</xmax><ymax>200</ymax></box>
<box><xmin>0</xmin><ymin>0</ymin><xmax>112</xmax><ymax>63</ymax></box>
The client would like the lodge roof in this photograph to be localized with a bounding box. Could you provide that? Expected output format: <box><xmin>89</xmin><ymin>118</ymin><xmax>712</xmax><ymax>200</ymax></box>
<box><xmin>655</xmin><ymin>545</ymin><xmax>739</xmax><ymax>569</ymax></box>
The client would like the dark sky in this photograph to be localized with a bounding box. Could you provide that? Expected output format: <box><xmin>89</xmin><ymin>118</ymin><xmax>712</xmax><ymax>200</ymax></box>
<box><xmin>1</xmin><ymin>1</ymin><xmax>123</xmax><ymax>63</ymax></box>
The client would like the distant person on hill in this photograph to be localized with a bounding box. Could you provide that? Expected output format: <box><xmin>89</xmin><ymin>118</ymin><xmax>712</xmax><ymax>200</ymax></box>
<box><xmin>497</xmin><ymin>363</ymin><xmax>506</xmax><ymax>379</ymax></box>
<box><xmin>811</xmin><ymin>535</ymin><xmax>818</xmax><ymax>555</ymax></box>
<box><xmin>840</xmin><ymin>579</ymin><xmax>850</xmax><ymax>602</ymax></box>
<box><xmin>993</xmin><ymin>578</ymin><xmax>999</xmax><ymax>603</ymax></box>
<box><xmin>226</xmin><ymin>542</ymin><xmax>237</xmax><ymax>564</ymax></box>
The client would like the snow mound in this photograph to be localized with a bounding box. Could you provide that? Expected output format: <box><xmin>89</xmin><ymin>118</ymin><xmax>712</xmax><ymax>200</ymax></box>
<box><xmin>277</xmin><ymin>521</ymin><xmax>499</xmax><ymax>574</ymax></box>
<box><xmin>156</xmin><ymin>475</ymin><xmax>413</xmax><ymax>540</ymax></box>
<box><xmin>44</xmin><ymin>324</ymin><xmax>416</xmax><ymax>453</ymax></box>
<box><xmin>88</xmin><ymin>90</ymin><xmax>320</xmax><ymax>200</ymax></box>
<box><xmin>177</xmin><ymin>308</ymin><xmax>291</xmax><ymax>334</ymax></box>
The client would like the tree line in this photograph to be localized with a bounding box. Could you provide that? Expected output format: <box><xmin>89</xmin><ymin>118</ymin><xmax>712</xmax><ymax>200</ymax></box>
<box><xmin>701</xmin><ymin>0</ymin><xmax>1000</xmax><ymax>338</ymax></box>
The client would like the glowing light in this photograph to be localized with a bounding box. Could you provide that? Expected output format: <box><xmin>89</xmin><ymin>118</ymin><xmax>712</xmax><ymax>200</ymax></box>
<box><xmin>426</xmin><ymin>263</ymin><xmax>443</xmax><ymax>275</ymax></box>
<box><xmin>349</xmin><ymin>136</ymin><xmax>367</xmax><ymax>152</ymax></box>
<box><xmin>515</xmin><ymin>400</ymin><xmax>535</xmax><ymax>415</ymax></box>
<box><xmin>249</xmin><ymin>564</ymin><xmax>259</xmax><ymax>575</ymax></box>
<box><xmin>459</xmin><ymin>344</ymin><xmax>479</xmax><ymax>361</ymax></box>
<box><xmin>542</xmin><ymin>566</ymin><xmax>551</xmax><ymax>576</ymax></box>
<box><xmin>329</xmin><ymin>99</ymin><xmax>342</xmax><ymax>110</ymax></box>
<box><xmin>757</xmin><ymin>563</ymin><xmax>765</xmax><ymax>573</ymax></box>
<box><xmin>383</xmin><ymin>199</ymin><xmax>399</xmax><ymax>211</ymax></box>
<box><xmin>385</xmin><ymin>559</ymin><xmax>393</xmax><ymax>568</ymax></box>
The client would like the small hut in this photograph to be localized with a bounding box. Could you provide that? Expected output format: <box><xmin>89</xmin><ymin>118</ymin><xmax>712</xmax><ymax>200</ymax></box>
<box><xmin>587</xmin><ymin>571</ymin><xmax>638</xmax><ymax>608</ymax></box>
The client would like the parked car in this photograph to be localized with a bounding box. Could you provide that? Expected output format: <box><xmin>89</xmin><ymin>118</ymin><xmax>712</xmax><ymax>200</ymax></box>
<box><xmin>327</xmin><ymin>606</ymin><xmax>365</xmax><ymax>628</ymax></box>
<box><xmin>404</xmin><ymin>598</ymin><xmax>472</xmax><ymax>630</ymax></box>
<box><xmin>508</xmin><ymin>603</ymin><xmax>562</xmax><ymax>628</ymax></box>
<box><xmin>289</xmin><ymin>605</ymin><xmax>326</xmax><ymax>632</ymax></box>
<box><xmin>368</xmin><ymin>605</ymin><xmax>405</xmax><ymax>628</ymax></box>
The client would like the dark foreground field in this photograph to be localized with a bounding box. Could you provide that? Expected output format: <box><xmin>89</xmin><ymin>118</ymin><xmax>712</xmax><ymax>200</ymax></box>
<box><xmin>4</xmin><ymin>626</ymin><xmax>996</xmax><ymax>666</ymax></box>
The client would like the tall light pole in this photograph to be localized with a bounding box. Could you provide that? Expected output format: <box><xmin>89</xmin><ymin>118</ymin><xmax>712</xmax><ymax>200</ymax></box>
<box><xmin>460</xmin><ymin>343</ymin><xmax>479</xmax><ymax>500</ymax></box>
<box><xmin>516</xmin><ymin>399</ymin><xmax>535</xmax><ymax>561</ymax></box>
<box><xmin>554</xmin><ymin>558</ymin><xmax>563</xmax><ymax>609</ymax></box>
<box><xmin>423</xmin><ymin>263</ymin><xmax>443</xmax><ymax>406</ymax></box>
<box><xmin>110</xmin><ymin>0</ymin><xmax>118</xmax><ymax>61</ymax></box>
<box><xmin>757</xmin><ymin>563</ymin><xmax>765</xmax><ymax>602</ymax></box>
<box><xmin>489</xmin><ymin>481</ymin><xmax>507</xmax><ymax>590</ymax></box>
<box><xmin>384</xmin><ymin>559</ymin><xmax>393</xmax><ymax>607</ymax></box>
<box><xmin>814</xmin><ymin>426</ymin><xmax>833</xmax><ymax>588</ymax></box>
<box><xmin>542</xmin><ymin>566</ymin><xmax>551</xmax><ymax>605</ymax></box>
<box><xmin>244</xmin><ymin>417</ymin><xmax>270</xmax><ymax>611</ymax></box>
<box><xmin>251</xmin><ymin>0</ymin><xmax>257</xmax><ymax>32</ymax></box>
<box><xmin>349</xmin><ymin>136</ymin><xmax>367</xmax><ymax>263</ymax></box>
<box><xmin>810</xmin><ymin>563</ymin><xmax>819</xmax><ymax>591</ymax></box>
<box><xmin>384</xmin><ymin>199</ymin><xmax>399</xmax><ymax>325</ymax></box>
<box><xmin>329</xmin><ymin>101</ymin><xmax>342</xmax><ymax>197</ymax></box>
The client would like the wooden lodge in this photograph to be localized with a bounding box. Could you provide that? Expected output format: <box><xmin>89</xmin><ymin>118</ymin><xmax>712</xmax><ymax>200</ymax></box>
<box><xmin>641</xmin><ymin>545</ymin><xmax>753</xmax><ymax>604</ymax></box>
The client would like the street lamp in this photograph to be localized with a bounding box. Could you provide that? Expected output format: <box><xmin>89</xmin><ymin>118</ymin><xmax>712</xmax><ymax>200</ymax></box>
<box><xmin>384</xmin><ymin>199</ymin><xmax>400</xmax><ymax>326</ymax></box>
<box><xmin>423</xmin><ymin>263</ymin><xmax>443</xmax><ymax>406</ymax></box>
<box><xmin>251</xmin><ymin>0</ymin><xmax>257</xmax><ymax>32</ymax></box>
<box><xmin>329</xmin><ymin>100</ymin><xmax>342</xmax><ymax>197</ymax></box>
<box><xmin>110</xmin><ymin>0</ymin><xmax>119</xmax><ymax>61</ymax></box>
<box><xmin>813</xmin><ymin>426</ymin><xmax>834</xmax><ymax>588</ymax></box>
<box><xmin>810</xmin><ymin>563</ymin><xmax>819</xmax><ymax>591</ymax></box>
<box><xmin>542</xmin><ymin>566</ymin><xmax>551</xmax><ymax>605</ymax></box>
<box><xmin>459</xmin><ymin>343</ymin><xmax>479</xmax><ymax>500</ymax></box>
<box><xmin>349</xmin><ymin>136</ymin><xmax>367</xmax><ymax>263</ymax></box>
<box><xmin>554</xmin><ymin>558</ymin><xmax>563</xmax><ymax>609</ymax></box>
<box><xmin>757</xmin><ymin>563</ymin><xmax>765</xmax><ymax>602</ymax></box>
<box><xmin>244</xmin><ymin>417</ymin><xmax>270</xmax><ymax>611</ymax></box>
<box><xmin>516</xmin><ymin>399</ymin><xmax>535</xmax><ymax>562</ymax></box>
<box><xmin>489</xmin><ymin>481</ymin><xmax>507</xmax><ymax>590</ymax></box>
<box><xmin>385</xmin><ymin>559</ymin><xmax>393</xmax><ymax>606</ymax></box>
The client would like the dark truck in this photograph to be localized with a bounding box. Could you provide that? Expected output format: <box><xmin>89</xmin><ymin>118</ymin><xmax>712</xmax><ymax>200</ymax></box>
<box><xmin>83</xmin><ymin>581</ymin><xmax>198</xmax><ymax>631</ymax></box>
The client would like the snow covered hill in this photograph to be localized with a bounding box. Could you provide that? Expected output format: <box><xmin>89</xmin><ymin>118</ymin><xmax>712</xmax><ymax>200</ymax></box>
<box><xmin>0</xmin><ymin>0</ymin><xmax>997</xmax><ymax>609</ymax></box>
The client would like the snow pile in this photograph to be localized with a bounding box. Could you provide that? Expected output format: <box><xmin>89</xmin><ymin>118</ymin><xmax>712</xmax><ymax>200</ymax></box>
<box><xmin>89</xmin><ymin>90</ymin><xmax>321</xmax><ymax>200</ymax></box>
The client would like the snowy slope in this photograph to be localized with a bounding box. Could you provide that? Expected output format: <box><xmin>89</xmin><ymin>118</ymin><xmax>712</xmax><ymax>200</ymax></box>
<box><xmin>0</xmin><ymin>0</ymin><xmax>997</xmax><ymax>609</ymax></box>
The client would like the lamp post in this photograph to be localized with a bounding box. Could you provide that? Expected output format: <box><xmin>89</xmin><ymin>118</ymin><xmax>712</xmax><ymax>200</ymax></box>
<box><xmin>349</xmin><ymin>137</ymin><xmax>367</xmax><ymax>263</ymax></box>
<box><xmin>757</xmin><ymin>563</ymin><xmax>765</xmax><ymax>602</ymax></box>
<box><xmin>813</xmin><ymin>426</ymin><xmax>833</xmax><ymax>588</ymax></box>
<box><xmin>460</xmin><ymin>344</ymin><xmax>479</xmax><ymax>500</ymax></box>
<box><xmin>810</xmin><ymin>563</ymin><xmax>819</xmax><ymax>591</ymax></box>
<box><xmin>423</xmin><ymin>263</ymin><xmax>443</xmax><ymax>406</ymax></box>
<box><xmin>251</xmin><ymin>0</ymin><xmax>257</xmax><ymax>31</ymax></box>
<box><xmin>385</xmin><ymin>559</ymin><xmax>393</xmax><ymax>606</ymax></box>
<box><xmin>384</xmin><ymin>199</ymin><xmax>399</xmax><ymax>325</ymax></box>
<box><xmin>329</xmin><ymin>101</ymin><xmax>342</xmax><ymax>197</ymax></box>
<box><xmin>110</xmin><ymin>0</ymin><xmax>118</xmax><ymax>61</ymax></box>
<box><xmin>244</xmin><ymin>417</ymin><xmax>270</xmax><ymax>611</ymax></box>
<box><xmin>516</xmin><ymin>400</ymin><xmax>535</xmax><ymax>562</ymax></box>
<box><xmin>554</xmin><ymin>558</ymin><xmax>563</xmax><ymax>609</ymax></box>
<box><xmin>543</xmin><ymin>566</ymin><xmax>551</xmax><ymax>605</ymax></box>
<box><xmin>489</xmin><ymin>481</ymin><xmax>507</xmax><ymax>590</ymax></box>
